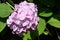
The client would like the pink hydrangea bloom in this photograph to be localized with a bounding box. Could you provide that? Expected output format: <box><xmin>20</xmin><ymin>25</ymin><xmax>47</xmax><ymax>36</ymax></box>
<box><xmin>7</xmin><ymin>1</ymin><xmax>39</xmax><ymax>34</ymax></box>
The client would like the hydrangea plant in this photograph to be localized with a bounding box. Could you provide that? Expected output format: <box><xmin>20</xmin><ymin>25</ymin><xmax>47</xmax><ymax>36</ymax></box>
<box><xmin>7</xmin><ymin>1</ymin><xmax>39</xmax><ymax>35</ymax></box>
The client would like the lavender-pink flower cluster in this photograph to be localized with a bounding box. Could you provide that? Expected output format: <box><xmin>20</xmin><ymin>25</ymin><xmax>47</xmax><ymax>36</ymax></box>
<box><xmin>7</xmin><ymin>1</ymin><xmax>39</xmax><ymax>34</ymax></box>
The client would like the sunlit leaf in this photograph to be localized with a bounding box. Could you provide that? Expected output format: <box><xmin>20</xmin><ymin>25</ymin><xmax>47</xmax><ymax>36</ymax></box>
<box><xmin>0</xmin><ymin>3</ymin><xmax>13</xmax><ymax>18</ymax></box>
<box><xmin>0</xmin><ymin>21</ymin><xmax>6</xmax><ymax>32</ymax></box>
<box><xmin>23</xmin><ymin>31</ymin><xmax>31</xmax><ymax>40</ymax></box>
<box><xmin>37</xmin><ymin>18</ymin><xmax>46</xmax><ymax>35</ymax></box>
<box><xmin>43</xmin><ymin>31</ymin><xmax>49</xmax><ymax>35</ymax></box>
<box><xmin>39</xmin><ymin>11</ymin><xmax>53</xmax><ymax>17</ymax></box>
<box><xmin>48</xmin><ymin>17</ymin><xmax>60</xmax><ymax>28</ymax></box>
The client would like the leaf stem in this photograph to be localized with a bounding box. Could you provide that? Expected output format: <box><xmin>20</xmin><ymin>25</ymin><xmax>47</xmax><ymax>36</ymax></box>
<box><xmin>46</xmin><ymin>28</ymin><xmax>52</xmax><ymax>36</ymax></box>
<box><xmin>6</xmin><ymin>2</ymin><xmax>14</xmax><ymax>9</ymax></box>
<box><xmin>7</xmin><ymin>0</ymin><xmax>14</xmax><ymax>6</ymax></box>
<box><xmin>55</xmin><ymin>29</ymin><xmax>60</xmax><ymax>40</ymax></box>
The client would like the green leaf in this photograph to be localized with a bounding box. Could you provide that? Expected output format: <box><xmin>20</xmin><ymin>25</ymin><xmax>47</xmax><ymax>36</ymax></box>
<box><xmin>0</xmin><ymin>3</ymin><xmax>13</xmax><ymax>18</ymax></box>
<box><xmin>23</xmin><ymin>31</ymin><xmax>31</xmax><ymax>40</ymax></box>
<box><xmin>48</xmin><ymin>17</ymin><xmax>60</xmax><ymax>28</ymax></box>
<box><xmin>37</xmin><ymin>18</ymin><xmax>46</xmax><ymax>35</ymax></box>
<box><xmin>39</xmin><ymin>11</ymin><xmax>53</xmax><ymax>17</ymax></box>
<box><xmin>28</xmin><ymin>0</ymin><xmax>33</xmax><ymax>2</ymax></box>
<box><xmin>0</xmin><ymin>21</ymin><xmax>6</xmax><ymax>32</ymax></box>
<box><xmin>30</xmin><ymin>29</ymin><xmax>38</xmax><ymax>40</ymax></box>
<box><xmin>43</xmin><ymin>31</ymin><xmax>49</xmax><ymax>35</ymax></box>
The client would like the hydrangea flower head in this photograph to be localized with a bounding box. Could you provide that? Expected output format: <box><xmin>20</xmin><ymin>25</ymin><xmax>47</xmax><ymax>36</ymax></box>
<box><xmin>7</xmin><ymin>1</ymin><xmax>39</xmax><ymax>35</ymax></box>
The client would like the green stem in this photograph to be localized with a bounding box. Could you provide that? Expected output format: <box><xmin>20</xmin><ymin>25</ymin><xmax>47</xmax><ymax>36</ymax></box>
<box><xmin>46</xmin><ymin>28</ymin><xmax>52</xmax><ymax>36</ymax></box>
<box><xmin>7</xmin><ymin>0</ymin><xmax>14</xmax><ymax>6</ymax></box>
<box><xmin>55</xmin><ymin>29</ymin><xmax>60</xmax><ymax>40</ymax></box>
<box><xmin>6</xmin><ymin>2</ymin><xmax>14</xmax><ymax>9</ymax></box>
